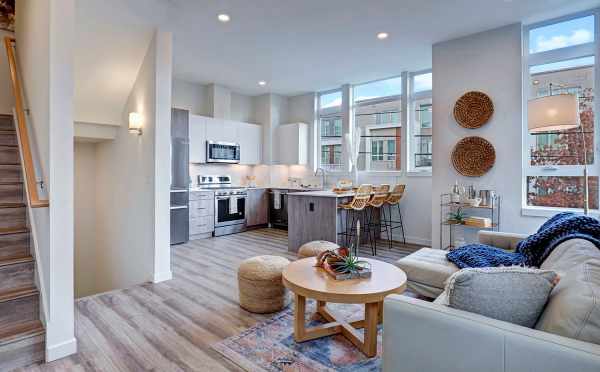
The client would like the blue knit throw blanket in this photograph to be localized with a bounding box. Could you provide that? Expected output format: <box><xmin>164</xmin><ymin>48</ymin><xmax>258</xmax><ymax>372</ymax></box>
<box><xmin>447</xmin><ymin>212</ymin><xmax>600</xmax><ymax>269</ymax></box>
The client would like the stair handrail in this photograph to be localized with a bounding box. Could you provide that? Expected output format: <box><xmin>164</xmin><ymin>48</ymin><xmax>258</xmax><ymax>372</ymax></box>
<box><xmin>4</xmin><ymin>37</ymin><xmax>49</xmax><ymax>208</ymax></box>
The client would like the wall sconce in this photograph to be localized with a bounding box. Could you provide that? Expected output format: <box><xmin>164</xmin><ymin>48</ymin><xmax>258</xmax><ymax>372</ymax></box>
<box><xmin>129</xmin><ymin>112</ymin><xmax>143</xmax><ymax>135</ymax></box>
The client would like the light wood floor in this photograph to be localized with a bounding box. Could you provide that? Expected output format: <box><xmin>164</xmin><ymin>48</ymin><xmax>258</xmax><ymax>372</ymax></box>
<box><xmin>19</xmin><ymin>228</ymin><xmax>421</xmax><ymax>372</ymax></box>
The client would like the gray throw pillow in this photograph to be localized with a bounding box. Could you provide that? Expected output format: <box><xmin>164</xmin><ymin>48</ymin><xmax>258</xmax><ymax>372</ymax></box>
<box><xmin>445</xmin><ymin>267</ymin><xmax>558</xmax><ymax>328</ymax></box>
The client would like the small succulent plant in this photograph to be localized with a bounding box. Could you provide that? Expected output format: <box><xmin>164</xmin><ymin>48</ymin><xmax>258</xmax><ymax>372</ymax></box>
<box><xmin>447</xmin><ymin>208</ymin><xmax>466</xmax><ymax>224</ymax></box>
<box><xmin>329</xmin><ymin>253</ymin><xmax>370</xmax><ymax>274</ymax></box>
<box><xmin>316</xmin><ymin>248</ymin><xmax>369</xmax><ymax>274</ymax></box>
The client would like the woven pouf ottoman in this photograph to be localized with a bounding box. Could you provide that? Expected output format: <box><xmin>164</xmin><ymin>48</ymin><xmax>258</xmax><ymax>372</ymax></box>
<box><xmin>297</xmin><ymin>240</ymin><xmax>340</xmax><ymax>259</ymax></box>
<box><xmin>238</xmin><ymin>255</ymin><xmax>291</xmax><ymax>314</ymax></box>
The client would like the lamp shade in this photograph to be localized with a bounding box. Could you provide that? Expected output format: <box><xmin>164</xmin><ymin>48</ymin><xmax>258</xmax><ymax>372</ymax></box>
<box><xmin>527</xmin><ymin>94</ymin><xmax>579</xmax><ymax>133</ymax></box>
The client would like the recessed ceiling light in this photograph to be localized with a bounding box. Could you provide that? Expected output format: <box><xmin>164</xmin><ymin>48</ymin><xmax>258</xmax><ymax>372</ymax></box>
<box><xmin>258</xmin><ymin>81</ymin><xmax>267</xmax><ymax>86</ymax></box>
<box><xmin>377</xmin><ymin>32</ymin><xmax>389</xmax><ymax>40</ymax></box>
<box><xmin>217</xmin><ymin>14</ymin><xmax>231</xmax><ymax>22</ymax></box>
<box><xmin>533</xmin><ymin>80</ymin><xmax>540</xmax><ymax>85</ymax></box>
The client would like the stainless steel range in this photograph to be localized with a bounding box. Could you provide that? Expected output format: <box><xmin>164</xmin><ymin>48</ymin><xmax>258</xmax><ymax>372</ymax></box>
<box><xmin>198</xmin><ymin>175</ymin><xmax>247</xmax><ymax>236</ymax></box>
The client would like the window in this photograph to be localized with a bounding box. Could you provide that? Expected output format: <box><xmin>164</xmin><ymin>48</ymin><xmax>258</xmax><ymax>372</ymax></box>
<box><xmin>371</xmin><ymin>140</ymin><xmax>384</xmax><ymax>161</ymax></box>
<box><xmin>525</xmin><ymin>13</ymin><xmax>599</xmax><ymax>210</ymax></box>
<box><xmin>529</xmin><ymin>15</ymin><xmax>594</xmax><ymax>54</ymax></box>
<box><xmin>354</xmin><ymin>77</ymin><xmax>403</xmax><ymax>172</ymax></box>
<box><xmin>318</xmin><ymin>91</ymin><xmax>343</xmax><ymax>172</ymax></box>
<box><xmin>408</xmin><ymin>71</ymin><xmax>433</xmax><ymax>172</ymax></box>
<box><xmin>387</xmin><ymin>140</ymin><xmax>396</xmax><ymax>161</ymax></box>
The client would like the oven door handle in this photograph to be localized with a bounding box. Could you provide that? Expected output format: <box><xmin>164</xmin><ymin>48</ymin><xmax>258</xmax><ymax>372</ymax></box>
<box><xmin>216</xmin><ymin>196</ymin><xmax>246</xmax><ymax>201</ymax></box>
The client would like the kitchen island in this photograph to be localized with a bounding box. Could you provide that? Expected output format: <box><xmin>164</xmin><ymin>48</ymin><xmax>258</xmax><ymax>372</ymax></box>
<box><xmin>287</xmin><ymin>190</ymin><xmax>379</xmax><ymax>252</ymax></box>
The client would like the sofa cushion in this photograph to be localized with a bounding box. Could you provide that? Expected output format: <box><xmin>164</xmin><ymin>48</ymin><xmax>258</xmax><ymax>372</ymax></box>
<box><xmin>396</xmin><ymin>248</ymin><xmax>459</xmax><ymax>291</ymax></box>
<box><xmin>536</xmin><ymin>258</ymin><xmax>600</xmax><ymax>345</ymax></box>
<box><xmin>540</xmin><ymin>238</ymin><xmax>600</xmax><ymax>272</ymax></box>
<box><xmin>445</xmin><ymin>267</ymin><xmax>558</xmax><ymax>328</ymax></box>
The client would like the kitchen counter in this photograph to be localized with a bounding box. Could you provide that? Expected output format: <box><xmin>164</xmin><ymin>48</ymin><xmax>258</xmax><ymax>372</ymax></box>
<box><xmin>287</xmin><ymin>190</ymin><xmax>352</xmax><ymax>197</ymax></box>
<box><xmin>286</xmin><ymin>191</ymin><xmax>378</xmax><ymax>252</ymax></box>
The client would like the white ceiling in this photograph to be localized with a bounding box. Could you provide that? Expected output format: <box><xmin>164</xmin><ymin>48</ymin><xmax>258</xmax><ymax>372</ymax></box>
<box><xmin>74</xmin><ymin>0</ymin><xmax>600</xmax><ymax>124</ymax></box>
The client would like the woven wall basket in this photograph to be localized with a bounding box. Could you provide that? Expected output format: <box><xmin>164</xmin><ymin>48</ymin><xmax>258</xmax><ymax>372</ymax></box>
<box><xmin>453</xmin><ymin>91</ymin><xmax>494</xmax><ymax>129</ymax></box>
<box><xmin>451</xmin><ymin>136</ymin><xmax>496</xmax><ymax>177</ymax></box>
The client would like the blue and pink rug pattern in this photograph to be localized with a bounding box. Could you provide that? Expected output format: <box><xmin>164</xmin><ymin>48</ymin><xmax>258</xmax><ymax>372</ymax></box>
<box><xmin>212</xmin><ymin>302</ymin><xmax>382</xmax><ymax>372</ymax></box>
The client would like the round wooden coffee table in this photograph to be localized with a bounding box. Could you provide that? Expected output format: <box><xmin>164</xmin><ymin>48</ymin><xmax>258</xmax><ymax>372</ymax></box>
<box><xmin>282</xmin><ymin>257</ymin><xmax>407</xmax><ymax>357</ymax></box>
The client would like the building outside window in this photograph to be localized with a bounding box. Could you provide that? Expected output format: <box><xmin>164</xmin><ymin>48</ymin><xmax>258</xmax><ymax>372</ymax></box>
<box><xmin>316</xmin><ymin>73</ymin><xmax>433</xmax><ymax>174</ymax></box>
<box><xmin>318</xmin><ymin>90</ymin><xmax>344</xmax><ymax>172</ymax></box>
<box><xmin>354</xmin><ymin>76</ymin><xmax>403</xmax><ymax>172</ymax></box>
<box><xmin>524</xmin><ymin>13</ymin><xmax>599</xmax><ymax>210</ymax></box>
<box><xmin>408</xmin><ymin>72</ymin><xmax>433</xmax><ymax>172</ymax></box>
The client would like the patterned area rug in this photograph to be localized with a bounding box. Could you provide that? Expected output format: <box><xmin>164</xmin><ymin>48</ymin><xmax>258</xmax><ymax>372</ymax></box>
<box><xmin>213</xmin><ymin>301</ymin><xmax>383</xmax><ymax>372</ymax></box>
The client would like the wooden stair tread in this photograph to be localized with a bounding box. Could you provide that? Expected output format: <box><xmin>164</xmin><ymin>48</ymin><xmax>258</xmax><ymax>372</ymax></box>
<box><xmin>0</xmin><ymin>255</ymin><xmax>33</xmax><ymax>267</ymax></box>
<box><xmin>0</xmin><ymin>227</ymin><xmax>28</xmax><ymax>235</ymax></box>
<box><xmin>0</xmin><ymin>286</ymin><xmax>38</xmax><ymax>303</ymax></box>
<box><xmin>0</xmin><ymin>130</ymin><xmax>15</xmax><ymax>135</ymax></box>
<box><xmin>0</xmin><ymin>320</ymin><xmax>44</xmax><ymax>346</ymax></box>
<box><xmin>0</xmin><ymin>144</ymin><xmax>17</xmax><ymax>148</ymax></box>
<box><xmin>0</xmin><ymin>203</ymin><xmax>25</xmax><ymax>208</ymax></box>
<box><xmin>0</xmin><ymin>181</ymin><xmax>22</xmax><ymax>185</ymax></box>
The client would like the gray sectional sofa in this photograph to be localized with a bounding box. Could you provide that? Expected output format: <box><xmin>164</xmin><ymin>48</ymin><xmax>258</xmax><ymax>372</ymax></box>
<box><xmin>383</xmin><ymin>231</ymin><xmax>600</xmax><ymax>372</ymax></box>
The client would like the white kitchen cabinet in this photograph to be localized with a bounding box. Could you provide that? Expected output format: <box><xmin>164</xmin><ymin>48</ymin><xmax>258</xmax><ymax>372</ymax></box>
<box><xmin>237</xmin><ymin>123</ymin><xmax>262</xmax><ymax>165</ymax></box>
<box><xmin>189</xmin><ymin>114</ymin><xmax>206</xmax><ymax>163</ymax></box>
<box><xmin>205</xmin><ymin>118</ymin><xmax>238</xmax><ymax>143</ymax></box>
<box><xmin>275</xmin><ymin>123</ymin><xmax>308</xmax><ymax>165</ymax></box>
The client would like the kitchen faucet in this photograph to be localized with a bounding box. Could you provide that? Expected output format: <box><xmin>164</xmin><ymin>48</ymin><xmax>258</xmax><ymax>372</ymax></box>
<box><xmin>315</xmin><ymin>167</ymin><xmax>326</xmax><ymax>189</ymax></box>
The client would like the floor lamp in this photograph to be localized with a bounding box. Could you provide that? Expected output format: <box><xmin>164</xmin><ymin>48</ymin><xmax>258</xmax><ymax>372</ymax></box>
<box><xmin>528</xmin><ymin>92</ymin><xmax>589</xmax><ymax>215</ymax></box>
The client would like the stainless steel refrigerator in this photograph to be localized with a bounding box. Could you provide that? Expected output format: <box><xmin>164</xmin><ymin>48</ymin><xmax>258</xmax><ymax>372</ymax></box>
<box><xmin>170</xmin><ymin>108</ymin><xmax>189</xmax><ymax>245</ymax></box>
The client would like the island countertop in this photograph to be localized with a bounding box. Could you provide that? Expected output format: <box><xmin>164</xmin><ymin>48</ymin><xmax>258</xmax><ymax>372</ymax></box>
<box><xmin>287</xmin><ymin>190</ymin><xmax>353</xmax><ymax>198</ymax></box>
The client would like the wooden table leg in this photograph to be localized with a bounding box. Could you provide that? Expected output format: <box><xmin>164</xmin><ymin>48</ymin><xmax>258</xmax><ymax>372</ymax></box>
<box><xmin>378</xmin><ymin>301</ymin><xmax>384</xmax><ymax>324</ymax></box>
<box><xmin>363</xmin><ymin>302</ymin><xmax>379</xmax><ymax>357</ymax></box>
<box><xmin>293</xmin><ymin>294</ymin><xmax>306</xmax><ymax>342</ymax></box>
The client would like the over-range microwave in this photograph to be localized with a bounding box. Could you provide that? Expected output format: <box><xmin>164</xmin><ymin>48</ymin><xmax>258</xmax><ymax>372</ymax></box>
<box><xmin>206</xmin><ymin>141</ymin><xmax>240</xmax><ymax>164</ymax></box>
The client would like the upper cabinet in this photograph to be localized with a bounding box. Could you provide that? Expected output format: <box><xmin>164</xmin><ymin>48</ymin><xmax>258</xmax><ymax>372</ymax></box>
<box><xmin>187</xmin><ymin>114</ymin><xmax>263</xmax><ymax>165</ymax></box>
<box><xmin>237</xmin><ymin>123</ymin><xmax>262</xmax><ymax>165</ymax></box>
<box><xmin>205</xmin><ymin>118</ymin><xmax>238</xmax><ymax>144</ymax></box>
<box><xmin>189</xmin><ymin>114</ymin><xmax>206</xmax><ymax>163</ymax></box>
<box><xmin>275</xmin><ymin>123</ymin><xmax>308</xmax><ymax>165</ymax></box>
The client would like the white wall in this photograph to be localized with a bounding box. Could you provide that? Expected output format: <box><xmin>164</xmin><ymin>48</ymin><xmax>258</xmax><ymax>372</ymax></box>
<box><xmin>172</xmin><ymin>79</ymin><xmax>209</xmax><ymax>116</ymax></box>
<box><xmin>172</xmin><ymin>79</ymin><xmax>257</xmax><ymax>123</ymax></box>
<box><xmin>74</xmin><ymin>142</ymin><xmax>96</xmax><ymax>298</ymax></box>
<box><xmin>0</xmin><ymin>30</ymin><xmax>15</xmax><ymax>115</ymax></box>
<box><xmin>94</xmin><ymin>30</ymin><xmax>172</xmax><ymax>293</ymax></box>
<box><xmin>15</xmin><ymin>0</ymin><xmax>49</xmax><ymax>186</ymax></box>
<box><xmin>16</xmin><ymin>0</ymin><xmax>77</xmax><ymax>361</ymax></box>
<box><xmin>432</xmin><ymin>23</ymin><xmax>546</xmax><ymax>249</ymax></box>
<box><xmin>152</xmin><ymin>31</ymin><xmax>172</xmax><ymax>283</ymax></box>
<box><xmin>231</xmin><ymin>92</ymin><xmax>254</xmax><ymax>123</ymax></box>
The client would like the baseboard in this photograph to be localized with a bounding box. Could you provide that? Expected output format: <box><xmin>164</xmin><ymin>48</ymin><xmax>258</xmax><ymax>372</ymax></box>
<box><xmin>392</xmin><ymin>233</ymin><xmax>431</xmax><ymax>247</ymax></box>
<box><xmin>46</xmin><ymin>337</ymin><xmax>77</xmax><ymax>362</ymax></box>
<box><xmin>153</xmin><ymin>270</ymin><xmax>172</xmax><ymax>283</ymax></box>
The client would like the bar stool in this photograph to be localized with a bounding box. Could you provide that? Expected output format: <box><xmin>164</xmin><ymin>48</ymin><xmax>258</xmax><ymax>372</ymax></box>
<box><xmin>382</xmin><ymin>184</ymin><xmax>407</xmax><ymax>249</ymax></box>
<box><xmin>338</xmin><ymin>184</ymin><xmax>375</xmax><ymax>256</ymax></box>
<box><xmin>366</xmin><ymin>184</ymin><xmax>391</xmax><ymax>256</ymax></box>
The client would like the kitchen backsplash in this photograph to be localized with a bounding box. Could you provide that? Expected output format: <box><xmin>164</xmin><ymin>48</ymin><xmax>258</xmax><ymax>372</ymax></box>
<box><xmin>189</xmin><ymin>164</ymin><xmax>312</xmax><ymax>188</ymax></box>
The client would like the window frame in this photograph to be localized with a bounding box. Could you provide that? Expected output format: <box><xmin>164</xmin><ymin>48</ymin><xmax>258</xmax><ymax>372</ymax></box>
<box><xmin>407</xmin><ymin>69</ymin><xmax>433</xmax><ymax>175</ymax></box>
<box><xmin>317</xmin><ymin>88</ymin><xmax>344</xmax><ymax>173</ymax></box>
<box><xmin>352</xmin><ymin>74</ymin><xmax>406</xmax><ymax>174</ymax></box>
<box><xmin>316</xmin><ymin>72</ymin><xmax>433</xmax><ymax>177</ymax></box>
<box><xmin>522</xmin><ymin>10</ymin><xmax>600</xmax><ymax>216</ymax></box>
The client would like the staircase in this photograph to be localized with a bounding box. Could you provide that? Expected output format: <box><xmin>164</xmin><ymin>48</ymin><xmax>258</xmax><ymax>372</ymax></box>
<box><xmin>0</xmin><ymin>114</ymin><xmax>45</xmax><ymax>370</ymax></box>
